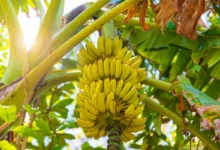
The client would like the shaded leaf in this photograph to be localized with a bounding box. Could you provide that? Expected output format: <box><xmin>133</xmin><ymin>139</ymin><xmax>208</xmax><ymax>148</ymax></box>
<box><xmin>170</xmin><ymin>50</ymin><xmax>191</xmax><ymax>81</ymax></box>
<box><xmin>35</xmin><ymin>119</ymin><xmax>51</xmax><ymax>135</ymax></box>
<box><xmin>13</xmin><ymin>126</ymin><xmax>44</xmax><ymax>146</ymax></box>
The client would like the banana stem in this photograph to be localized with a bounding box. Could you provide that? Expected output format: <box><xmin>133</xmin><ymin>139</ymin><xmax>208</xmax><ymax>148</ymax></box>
<box><xmin>144</xmin><ymin>98</ymin><xmax>220</xmax><ymax>150</ymax></box>
<box><xmin>107</xmin><ymin>125</ymin><xmax>122</xmax><ymax>150</ymax></box>
<box><xmin>143</xmin><ymin>78</ymin><xmax>172</xmax><ymax>92</ymax></box>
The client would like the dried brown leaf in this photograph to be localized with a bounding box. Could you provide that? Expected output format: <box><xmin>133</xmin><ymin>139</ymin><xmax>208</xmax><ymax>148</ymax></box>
<box><xmin>139</xmin><ymin>0</ymin><xmax>150</xmax><ymax>31</ymax></box>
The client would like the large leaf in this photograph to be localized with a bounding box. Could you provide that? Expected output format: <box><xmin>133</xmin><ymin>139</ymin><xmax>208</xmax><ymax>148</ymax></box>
<box><xmin>135</xmin><ymin>27</ymin><xmax>206</xmax><ymax>52</ymax></box>
<box><xmin>173</xmin><ymin>76</ymin><xmax>220</xmax><ymax>138</ymax></box>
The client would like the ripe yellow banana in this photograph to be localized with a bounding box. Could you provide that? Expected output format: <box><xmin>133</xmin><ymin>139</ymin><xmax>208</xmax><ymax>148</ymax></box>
<box><xmin>91</xmin><ymin>63</ymin><xmax>99</xmax><ymax>80</ymax></box>
<box><xmin>115</xmin><ymin>59</ymin><xmax>122</xmax><ymax>79</ymax></box>
<box><xmin>77</xmin><ymin>119</ymin><xmax>96</xmax><ymax>128</ymax></box>
<box><xmin>98</xmin><ymin>36</ymin><xmax>105</xmax><ymax>55</ymax></box>
<box><xmin>120</xmin><ymin>64</ymin><xmax>131</xmax><ymax>80</ymax></box>
<box><xmin>83</xmin><ymin>85</ymin><xmax>92</xmax><ymax>98</ymax></box>
<box><xmin>80</xmin><ymin>48</ymin><xmax>96</xmax><ymax>62</ymax></box>
<box><xmin>120</xmin><ymin>133</ymin><xmax>130</xmax><ymax>142</ymax></box>
<box><xmin>110</xmin><ymin>59</ymin><xmax>116</xmax><ymax>77</ymax></box>
<box><xmin>123</xmin><ymin>50</ymin><xmax>133</xmax><ymax>62</ymax></box>
<box><xmin>91</xmin><ymin>94</ymin><xmax>99</xmax><ymax>111</ymax></box>
<box><xmin>97</xmin><ymin>59</ymin><xmax>104</xmax><ymax>78</ymax></box>
<box><xmin>130</xmin><ymin>57</ymin><xmax>142</xmax><ymax>69</ymax></box>
<box><xmin>104</xmin><ymin>58</ymin><xmax>110</xmax><ymax>77</ymax></box>
<box><xmin>94</xmin><ymin>125</ymin><xmax>107</xmax><ymax>139</ymax></box>
<box><xmin>105</xmin><ymin>37</ymin><xmax>112</xmax><ymax>56</ymax></box>
<box><xmin>110</xmin><ymin>99</ymin><xmax>117</xmax><ymax>114</ymax></box>
<box><xmin>95</xmin><ymin>80</ymin><xmax>103</xmax><ymax>93</ymax></box>
<box><xmin>104</xmin><ymin>78</ymin><xmax>111</xmax><ymax>95</ymax></box>
<box><xmin>98</xmin><ymin>93</ymin><xmax>106</xmax><ymax>113</ymax></box>
<box><xmin>124</xmin><ymin>104</ymin><xmax>135</xmax><ymax>117</ymax></box>
<box><xmin>126</xmin><ymin>124</ymin><xmax>145</xmax><ymax>132</ymax></box>
<box><xmin>116</xmin><ymin>47</ymin><xmax>127</xmax><ymax>60</ymax></box>
<box><xmin>90</xmin><ymin>81</ymin><xmax>96</xmax><ymax>94</ymax></box>
<box><xmin>127</xmin><ymin>56</ymin><xmax>140</xmax><ymax>65</ymax></box>
<box><xmin>80</xmin><ymin>108</ymin><xmax>98</xmax><ymax>120</ymax></box>
<box><xmin>86</xmin><ymin>41</ymin><xmax>102</xmax><ymax>57</ymax></box>
<box><xmin>129</xmin><ymin>118</ymin><xmax>146</xmax><ymax>126</ymax></box>
<box><xmin>119</xmin><ymin>82</ymin><xmax>132</xmax><ymax>99</ymax></box>
<box><xmin>84</xmin><ymin>100</ymin><xmax>99</xmax><ymax>116</ymax></box>
<box><xmin>116</xmin><ymin>80</ymin><xmax>124</xmax><ymax>96</ymax></box>
<box><xmin>106</xmin><ymin>92</ymin><xmax>114</xmax><ymax>111</ymax></box>
<box><xmin>113</xmin><ymin>36</ymin><xmax>122</xmax><ymax>56</ymax></box>
<box><xmin>120</xmin><ymin>128</ymin><xmax>136</xmax><ymax>141</ymax></box>
<box><xmin>124</xmin><ymin>70</ymin><xmax>137</xmax><ymax>84</ymax></box>
<box><xmin>110</xmin><ymin>79</ymin><xmax>117</xmax><ymax>94</ymax></box>
<box><xmin>123</xmin><ymin>86</ymin><xmax>137</xmax><ymax>101</ymax></box>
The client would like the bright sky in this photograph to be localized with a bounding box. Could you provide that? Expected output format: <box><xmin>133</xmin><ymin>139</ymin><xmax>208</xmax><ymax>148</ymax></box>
<box><xmin>18</xmin><ymin>0</ymin><xmax>95</xmax><ymax>49</ymax></box>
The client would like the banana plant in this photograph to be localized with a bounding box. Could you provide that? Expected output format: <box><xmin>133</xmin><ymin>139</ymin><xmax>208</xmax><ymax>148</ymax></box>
<box><xmin>0</xmin><ymin>0</ymin><xmax>220</xmax><ymax>149</ymax></box>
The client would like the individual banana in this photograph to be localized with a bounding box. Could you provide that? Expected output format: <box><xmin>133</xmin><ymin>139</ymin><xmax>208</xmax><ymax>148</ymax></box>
<box><xmin>113</xmin><ymin>36</ymin><xmax>122</xmax><ymax>56</ymax></box>
<box><xmin>110</xmin><ymin>99</ymin><xmax>117</xmax><ymax>114</ymax></box>
<box><xmin>90</xmin><ymin>81</ymin><xmax>96</xmax><ymax>94</ymax></box>
<box><xmin>77</xmin><ymin>119</ymin><xmax>96</xmax><ymax>128</ymax></box>
<box><xmin>127</xmin><ymin>56</ymin><xmax>140</xmax><ymax>65</ymax></box>
<box><xmin>120</xmin><ymin>128</ymin><xmax>136</xmax><ymax>141</ymax></box>
<box><xmin>104</xmin><ymin>58</ymin><xmax>110</xmax><ymax>77</ymax></box>
<box><xmin>104</xmin><ymin>78</ymin><xmax>111</xmax><ymax>95</ymax></box>
<box><xmin>106</xmin><ymin>92</ymin><xmax>114</xmax><ymax>111</ymax></box>
<box><xmin>116</xmin><ymin>80</ymin><xmax>124</xmax><ymax>96</ymax></box>
<box><xmin>95</xmin><ymin>80</ymin><xmax>103</xmax><ymax>93</ymax></box>
<box><xmin>126</xmin><ymin>125</ymin><xmax>145</xmax><ymax>132</ymax></box>
<box><xmin>110</xmin><ymin>79</ymin><xmax>117</xmax><ymax>94</ymax></box>
<box><xmin>130</xmin><ymin>57</ymin><xmax>142</xmax><ymax>69</ymax></box>
<box><xmin>123</xmin><ymin>50</ymin><xmax>133</xmax><ymax>62</ymax></box>
<box><xmin>129</xmin><ymin>118</ymin><xmax>146</xmax><ymax>126</ymax></box>
<box><xmin>116</xmin><ymin>47</ymin><xmax>127</xmax><ymax>60</ymax></box>
<box><xmin>123</xmin><ymin>86</ymin><xmax>137</xmax><ymax>101</ymax></box>
<box><xmin>110</xmin><ymin>59</ymin><xmax>116</xmax><ymax>77</ymax></box>
<box><xmin>91</xmin><ymin>63</ymin><xmax>99</xmax><ymax>80</ymax></box>
<box><xmin>119</xmin><ymin>82</ymin><xmax>132</xmax><ymax>99</ymax></box>
<box><xmin>115</xmin><ymin>59</ymin><xmax>122</xmax><ymax>79</ymax></box>
<box><xmin>98</xmin><ymin>36</ymin><xmax>105</xmax><ymax>55</ymax></box>
<box><xmin>97</xmin><ymin>59</ymin><xmax>104</xmax><ymax>78</ymax></box>
<box><xmin>83</xmin><ymin>85</ymin><xmax>92</xmax><ymax>98</ymax></box>
<box><xmin>98</xmin><ymin>93</ymin><xmax>106</xmax><ymax>113</ymax></box>
<box><xmin>120</xmin><ymin>64</ymin><xmax>131</xmax><ymax>80</ymax></box>
<box><xmin>105</xmin><ymin>37</ymin><xmax>112</xmax><ymax>56</ymax></box>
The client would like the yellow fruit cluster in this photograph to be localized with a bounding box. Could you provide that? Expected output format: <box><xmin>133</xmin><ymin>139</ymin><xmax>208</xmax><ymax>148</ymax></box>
<box><xmin>76</xmin><ymin>36</ymin><xmax>146</xmax><ymax>142</ymax></box>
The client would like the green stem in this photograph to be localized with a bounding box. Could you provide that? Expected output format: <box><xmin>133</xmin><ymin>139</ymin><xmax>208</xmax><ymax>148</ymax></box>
<box><xmin>107</xmin><ymin>125</ymin><xmax>121</xmax><ymax>150</ymax></box>
<box><xmin>144</xmin><ymin>98</ymin><xmax>219</xmax><ymax>150</ymax></box>
<box><xmin>34</xmin><ymin>69</ymin><xmax>81</xmax><ymax>99</ymax></box>
<box><xmin>0</xmin><ymin>0</ymin><xmax>27</xmax><ymax>85</ymax></box>
<box><xmin>52</xmin><ymin>0</ymin><xmax>110</xmax><ymax>50</ymax></box>
<box><xmin>143</xmin><ymin>78</ymin><xmax>172</xmax><ymax>92</ymax></box>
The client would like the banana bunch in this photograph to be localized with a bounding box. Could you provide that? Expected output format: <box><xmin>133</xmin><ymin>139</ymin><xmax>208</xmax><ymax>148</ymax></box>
<box><xmin>76</xmin><ymin>36</ymin><xmax>147</xmax><ymax>142</ymax></box>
